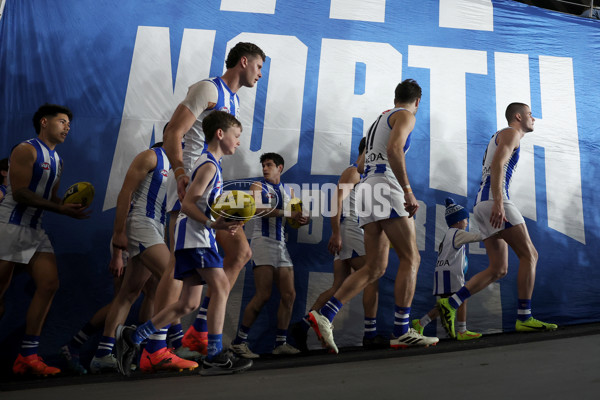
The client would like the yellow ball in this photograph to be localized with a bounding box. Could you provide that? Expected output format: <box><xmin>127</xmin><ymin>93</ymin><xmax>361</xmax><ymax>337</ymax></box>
<box><xmin>286</xmin><ymin>197</ymin><xmax>303</xmax><ymax>229</ymax></box>
<box><xmin>210</xmin><ymin>190</ymin><xmax>256</xmax><ymax>223</ymax></box>
<box><xmin>63</xmin><ymin>182</ymin><xmax>95</xmax><ymax>206</ymax></box>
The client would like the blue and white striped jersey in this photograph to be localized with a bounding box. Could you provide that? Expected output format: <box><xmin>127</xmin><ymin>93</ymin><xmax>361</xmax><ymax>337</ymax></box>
<box><xmin>475</xmin><ymin>128</ymin><xmax>520</xmax><ymax>205</ymax></box>
<box><xmin>174</xmin><ymin>151</ymin><xmax>222</xmax><ymax>250</ymax></box>
<box><xmin>363</xmin><ymin>107</ymin><xmax>412</xmax><ymax>181</ymax></box>
<box><xmin>0</xmin><ymin>138</ymin><xmax>63</xmax><ymax>229</ymax></box>
<box><xmin>246</xmin><ymin>179</ymin><xmax>292</xmax><ymax>242</ymax></box>
<box><xmin>129</xmin><ymin>147</ymin><xmax>171</xmax><ymax>225</ymax></box>
<box><xmin>181</xmin><ymin>77</ymin><xmax>239</xmax><ymax>171</ymax></box>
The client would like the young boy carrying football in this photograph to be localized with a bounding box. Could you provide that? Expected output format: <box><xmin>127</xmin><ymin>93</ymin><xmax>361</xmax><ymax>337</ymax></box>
<box><xmin>115</xmin><ymin>110</ymin><xmax>252</xmax><ymax>376</ymax></box>
<box><xmin>231</xmin><ymin>153</ymin><xmax>309</xmax><ymax>358</ymax></box>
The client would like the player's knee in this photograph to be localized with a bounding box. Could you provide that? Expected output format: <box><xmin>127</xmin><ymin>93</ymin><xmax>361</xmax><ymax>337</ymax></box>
<box><xmin>37</xmin><ymin>277</ymin><xmax>59</xmax><ymax>296</ymax></box>
<box><xmin>368</xmin><ymin>264</ymin><xmax>387</xmax><ymax>281</ymax></box>
<box><xmin>281</xmin><ymin>290</ymin><xmax>296</xmax><ymax>308</ymax></box>
<box><xmin>255</xmin><ymin>289</ymin><xmax>272</xmax><ymax>306</ymax></box>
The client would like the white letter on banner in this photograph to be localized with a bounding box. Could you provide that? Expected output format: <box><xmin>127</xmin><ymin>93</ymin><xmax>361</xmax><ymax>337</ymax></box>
<box><xmin>221</xmin><ymin>33</ymin><xmax>307</xmax><ymax>180</ymax></box>
<box><xmin>408</xmin><ymin>45</ymin><xmax>487</xmax><ymax>196</ymax></box>
<box><xmin>220</xmin><ymin>0</ymin><xmax>276</xmax><ymax>14</ymax></box>
<box><xmin>311</xmin><ymin>39</ymin><xmax>402</xmax><ymax>176</ymax></box>
<box><xmin>439</xmin><ymin>0</ymin><xmax>493</xmax><ymax>31</ymax></box>
<box><xmin>330</xmin><ymin>0</ymin><xmax>386</xmax><ymax>23</ymax></box>
<box><xmin>103</xmin><ymin>27</ymin><xmax>215</xmax><ymax>211</ymax></box>
<box><xmin>494</xmin><ymin>53</ymin><xmax>585</xmax><ymax>243</ymax></box>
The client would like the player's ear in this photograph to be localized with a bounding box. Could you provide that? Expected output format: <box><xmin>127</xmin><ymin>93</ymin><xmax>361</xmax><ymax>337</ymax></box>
<box><xmin>216</xmin><ymin>128</ymin><xmax>224</xmax><ymax>140</ymax></box>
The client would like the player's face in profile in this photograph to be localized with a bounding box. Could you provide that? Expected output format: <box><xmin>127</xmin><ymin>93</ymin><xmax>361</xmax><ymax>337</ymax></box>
<box><xmin>44</xmin><ymin>113</ymin><xmax>71</xmax><ymax>144</ymax></box>
<box><xmin>221</xmin><ymin>125</ymin><xmax>241</xmax><ymax>155</ymax></box>
<box><xmin>242</xmin><ymin>55</ymin><xmax>263</xmax><ymax>88</ymax></box>
<box><xmin>261</xmin><ymin>159</ymin><xmax>281</xmax><ymax>181</ymax></box>
<box><xmin>521</xmin><ymin>106</ymin><xmax>535</xmax><ymax>133</ymax></box>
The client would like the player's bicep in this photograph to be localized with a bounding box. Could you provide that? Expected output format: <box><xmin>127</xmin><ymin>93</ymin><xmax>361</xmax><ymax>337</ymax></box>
<box><xmin>184</xmin><ymin>163</ymin><xmax>216</xmax><ymax>206</ymax></box>
<box><xmin>181</xmin><ymin>81</ymin><xmax>218</xmax><ymax>118</ymax></box>
<box><xmin>387</xmin><ymin>111</ymin><xmax>414</xmax><ymax>155</ymax></box>
<box><xmin>8</xmin><ymin>144</ymin><xmax>35</xmax><ymax>193</ymax></box>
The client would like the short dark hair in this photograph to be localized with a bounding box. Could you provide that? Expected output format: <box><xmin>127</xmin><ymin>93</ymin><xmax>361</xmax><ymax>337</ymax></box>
<box><xmin>505</xmin><ymin>102</ymin><xmax>529</xmax><ymax>123</ymax></box>
<box><xmin>394</xmin><ymin>79</ymin><xmax>422</xmax><ymax>104</ymax></box>
<box><xmin>260</xmin><ymin>152</ymin><xmax>284</xmax><ymax>167</ymax></box>
<box><xmin>202</xmin><ymin>111</ymin><xmax>242</xmax><ymax>142</ymax></box>
<box><xmin>151</xmin><ymin>141</ymin><xmax>163</xmax><ymax>149</ymax></box>
<box><xmin>225</xmin><ymin>42</ymin><xmax>266</xmax><ymax>69</ymax></box>
<box><xmin>0</xmin><ymin>158</ymin><xmax>8</xmax><ymax>173</ymax></box>
<box><xmin>32</xmin><ymin>103</ymin><xmax>73</xmax><ymax>134</ymax></box>
<box><xmin>358</xmin><ymin>137</ymin><xmax>366</xmax><ymax>155</ymax></box>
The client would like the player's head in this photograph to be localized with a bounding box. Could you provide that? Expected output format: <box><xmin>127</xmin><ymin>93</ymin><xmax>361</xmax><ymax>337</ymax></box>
<box><xmin>358</xmin><ymin>137</ymin><xmax>366</xmax><ymax>155</ymax></box>
<box><xmin>33</xmin><ymin>103</ymin><xmax>73</xmax><ymax>134</ymax></box>
<box><xmin>0</xmin><ymin>158</ymin><xmax>8</xmax><ymax>186</ymax></box>
<box><xmin>260</xmin><ymin>152</ymin><xmax>284</xmax><ymax>181</ymax></box>
<box><xmin>226</xmin><ymin>42</ymin><xmax>266</xmax><ymax>69</ymax></box>
<box><xmin>505</xmin><ymin>102</ymin><xmax>534</xmax><ymax>132</ymax></box>
<box><xmin>226</xmin><ymin>42</ymin><xmax>266</xmax><ymax>88</ymax></box>
<box><xmin>445</xmin><ymin>197</ymin><xmax>469</xmax><ymax>229</ymax></box>
<box><xmin>394</xmin><ymin>79</ymin><xmax>422</xmax><ymax>111</ymax></box>
<box><xmin>202</xmin><ymin>111</ymin><xmax>242</xmax><ymax>143</ymax></box>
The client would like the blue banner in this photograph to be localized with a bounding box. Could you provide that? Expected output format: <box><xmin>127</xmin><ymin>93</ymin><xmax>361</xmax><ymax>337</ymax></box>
<box><xmin>1</xmin><ymin>0</ymin><xmax>599</xmax><ymax>357</ymax></box>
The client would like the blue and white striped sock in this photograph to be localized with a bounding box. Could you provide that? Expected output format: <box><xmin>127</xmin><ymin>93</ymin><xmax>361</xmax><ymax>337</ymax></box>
<box><xmin>146</xmin><ymin>327</ymin><xmax>169</xmax><ymax>353</ymax></box>
<box><xmin>393</xmin><ymin>306</ymin><xmax>411</xmax><ymax>337</ymax></box>
<box><xmin>167</xmin><ymin>323</ymin><xmax>183</xmax><ymax>349</ymax></box>
<box><xmin>275</xmin><ymin>329</ymin><xmax>287</xmax><ymax>347</ymax></box>
<box><xmin>69</xmin><ymin>322</ymin><xmax>99</xmax><ymax>351</ymax></box>
<box><xmin>233</xmin><ymin>325</ymin><xmax>250</xmax><ymax>345</ymax></box>
<box><xmin>95</xmin><ymin>336</ymin><xmax>115</xmax><ymax>358</ymax></box>
<box><xmin>518</xmin><ymin>299</ymin><xmax>532</xmax><ymax>321</ymax></box>
<box><xmin>193</xmin><ymin>296</ymin><xmax>210</xmax><ymax>332</ymax></box>
<box><xmin>20</xmin><ymin>335</ymin><xmax>40</xmax><ymax>357</ymax></box>
<box><xmin>449</xmin><ymin>286</ymin><xmax>472</xmax><ymax>309</ymax></box>
<box><xmin>364</xmin><ymin>317</ymin><xmax>377</xmax><ymax>339</ymax></box>
<box><xmin>320</xmin><ymin>297</ymin><xmax>343</xmax><ymax>323</ymax></box>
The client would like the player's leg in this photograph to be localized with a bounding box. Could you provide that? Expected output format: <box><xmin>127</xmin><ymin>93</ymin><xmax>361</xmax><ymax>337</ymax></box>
<box><xmin>13</xmin><ymin>253</ymin><xmax>61</xmax><ymax>375</ymax></box>
<box><xmin>455</xmin><ymin>300</ymin><xmax>481</xmax><ymax>340</ymax></box>
<box><xmin>231</xmin><ymin>265</ymin><xmax>274</xmax><ymax>358</ymax></box>
<box><xmin>439</xmin><ymin>235</ymin><xmax>506</xmax><ymax>338</ymax></box>
<box><xmin>500</xmin><ymin>224</ymin><xmax>556</xmax><ymax>331</ymax></box>
<box><xmin>0</xmin><ymin>260</ymin><xmax>15</xmax><ymax>321</ymax></box>
<box><xmin>382</xmin><ymin>217</ymin><xmax>438</xmax><ymax>347</ymax></box>
<box><xmin>217</xmin><ymin>228</ymin><xmax>252</xmax><ymax>288</ymax></box>
<box><xmin>347</xmin><ymin>255</ymin><xmax>383</xmax><ymax>347</ymax></box>
<box><xmin>272</xmin><ymin>266</ymin><xmax>299</xmax><ymax>355</ymax></box>
<box><xmin>199</xmin><ymin>267</ymin><xmax>252</xmax><ymax>376</ymax></box>
<box><xmin>91</xmin><ymin>257</ymin><xmax>151</xmax><ymax>373</ymax></box>
<box><xmin>412</xmin><ymin>306</ymin><xmax>439</xmax><ymax>335</ymax></box>
<box><xmin>309</xmin><ymin>223</ymin><xmax>388</xmax><ymax>354</ymax></box>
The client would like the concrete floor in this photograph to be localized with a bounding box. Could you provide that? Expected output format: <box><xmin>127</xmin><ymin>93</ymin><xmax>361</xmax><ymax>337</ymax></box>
<box><xmin>2</xmin><ymin>324</ymin><xmax>599</xmax><ymax>399</ymax></box>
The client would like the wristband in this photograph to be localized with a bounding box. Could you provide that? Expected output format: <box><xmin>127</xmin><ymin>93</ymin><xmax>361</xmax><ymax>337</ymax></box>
<box><xmin>112</xmin><ymin>243</ymin><xmax>126</xmax><ymax>251</ymax></box>
<box><xmin>174</xmin><ymin>167</ymin><xmax>186</xmax><ymax>181</ymax></box>
<box><xmin>402</xmin><ymin>184</ymin><xmax>411</xmax><ymax>189</ymax></box>
<box><xmin>204</xmin><ymin>219</ymin><xmax>213</xmax><ymax>229</ymax></box>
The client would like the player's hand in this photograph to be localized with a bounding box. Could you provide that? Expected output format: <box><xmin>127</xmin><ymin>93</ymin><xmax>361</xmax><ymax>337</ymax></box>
<box><xmin>109</xmin><ymin>254</ymin><xmax>124</xmax><ymax>277</ymax></box>
<box><xmin>212</xmin><ymin>216</ymin><xmax>243</xmax><ymax>235</ymax></box>
<box><xmin>291</xmin><ymin>210</ymin><xmax>309</xmax><ymax>226</ymax></box>
<box><xmin>60</xmin><ymin>203</ymin><xmax>92</xmax><ymax>219</ymax></box>
<box><xmin>328</xmin><ymin>232</ymin><xmax>342</xmax><ymax>255</ymax></box>
<box><xmin>177</xmin><ymin>175</ymin><xmax>190</xmax><ymax>202</ymax></box>
<box><xmin>403</xmin><ymin>192</ymin><xmax>419</xmax><ymax>218</ymax></box>
<box><xmin>490</xmin><ymin>200</ymin><xmax>507</xmax><ymax>229</ymax></box>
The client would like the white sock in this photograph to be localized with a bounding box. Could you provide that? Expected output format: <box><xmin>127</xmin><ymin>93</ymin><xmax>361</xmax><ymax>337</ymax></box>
<box><xmin>456</xmin><ymin>321</ymin><xmax>467</xmax><ymax>333</ymax></box>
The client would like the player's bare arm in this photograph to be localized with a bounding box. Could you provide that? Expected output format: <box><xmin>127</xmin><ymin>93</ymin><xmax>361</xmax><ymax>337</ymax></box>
<box><xmin>164</xmin><ymin>81</ymin><xmax>218</xmax><ymax>200</ymax></box>
<box><xmin>181</xmin><ymin>162</ymin><xmax>239</xmax><ymax>234</ymax></box>
<box><xmin>112</xmin><ymin>149</ymin><xmax>158</xmax><ymax>251</ymax></box>
<box><xmin>489</xmin><ymin>128</ymin><xmax>520</xmax><ymax>228</ymax></box>
<box><xmin>387</xmin><ymin>109</ymin><xmax>418</xmax><ymax>217</ymax></box>
<box><xmin>10</xmin><ymin>143</ymin><xmax>89</xmax><ymax>219</ymax></box>
<box><xmin>328</xmin><ymin>166</ymin><xmax>359</xmax><ymax>255</ymax></box>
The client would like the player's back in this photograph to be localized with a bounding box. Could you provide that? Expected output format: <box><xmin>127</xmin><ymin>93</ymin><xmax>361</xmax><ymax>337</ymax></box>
<box><xmin>363</xmin><ymin>107</ymin><xmax>412</xmax><ymax>182</ymax></box>
<box><xmin>129</xmin><ymin>147</ymin><xmax>171</xmax><ymax>225</ymax></box>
